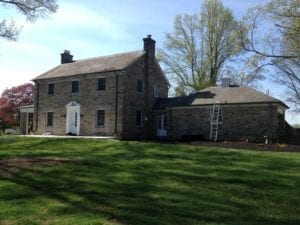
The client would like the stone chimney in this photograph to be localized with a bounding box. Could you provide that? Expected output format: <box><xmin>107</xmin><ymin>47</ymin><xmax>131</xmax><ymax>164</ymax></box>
<box><xmin>61</xmin><ymin>50</ymin><xmax>74</xmax><ymax>64</ymax></box>
<box><xmin>143</xmin><ymin>34</ymin><xmax>156</xmax><ymax>59</ymax></box>
<box><xmin>221</xmin><ymin>71</ymin><xmax>232</xmax><ymax>87</ymax></box>
<box><xmin>221</xmin><ymin>77</ymin><xmax>232</xmax><ymax>87</ymax></box>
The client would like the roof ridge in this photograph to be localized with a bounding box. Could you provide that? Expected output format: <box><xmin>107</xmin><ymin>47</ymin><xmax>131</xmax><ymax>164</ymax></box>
<box><xmin>154</xmin><ymin>85</ymin><xmax>288</xmax><ymax>109</ymax></box>
<box><xmin>74</xmin><ymin>50</ymin><xmax>145</xmax><ymax>63</ymax></box>
<box><xmin>33</xmin><ymin>50</ymin><xmax>146</xmax><ymax>80</ymax></box>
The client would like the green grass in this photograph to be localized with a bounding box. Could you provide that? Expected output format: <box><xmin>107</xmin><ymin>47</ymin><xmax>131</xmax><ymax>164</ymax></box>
<box><xmin>0</xmin><ymin>137</ymin><xmax>299</xmax><ymax>225</ymax></box>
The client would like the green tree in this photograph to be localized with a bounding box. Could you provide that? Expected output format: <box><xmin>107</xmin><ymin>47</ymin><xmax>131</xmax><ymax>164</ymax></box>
<box><xmin>159</xmin><ymin>0</ymin><xmax>242</xmax><ymax>94</ymax></box>
<box><xmin>239</xmin><ymin>0</ymin><xmax>299</xmax><ymax>106</ymax></box>
<box><xmin>0</xmin><ymin>0</ymin><xmax>58</xmax><ymax>41</ymax></box>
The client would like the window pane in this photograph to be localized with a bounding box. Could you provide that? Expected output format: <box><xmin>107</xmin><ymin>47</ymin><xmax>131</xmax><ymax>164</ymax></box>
<box><xmin>154</xmin><ymin>85</ymin><xmax>160</xmax><ymax>97</ymax></box>
<box><xmin>74</xmin><ymin>112</ymin><xmax>78</xmax><ymax>127</ymax></box>
<box><xmin>219</xmin><ymin>108</ymin><xmax>223</xmax><ymax>122</ymax></box>
<box><xmin>158</xmin><ymin>116</ymin><xmax>162</xmax><ymax>129</ymax></box>
<box><xmin>137</xmin><ymin>80</ymin><xmax>143</xmax><ymax>93</ymax></box>
<box><xmin>47</xmin><ymin>112</ymin><xmax>53</xmax><ymax>126</ymax></box>
<box><xmin>136</xmin><ymin>110</ymin><xmax>142</xmax><ymax>127</ymax></box>
<box><xmin>71</xmin><ymin>81</ymin><xmax>79</xmax><ymax>93</ymax></box>
<box><xmin>96</xmin><ymin>110</ymin><xmax>105</xmax><ymax>127</ymax></box>
<box><xmin>97</xmin><ymin>78</ymin><xmax>106</xmax><ymax>91</ymax></box>
<box><xmin>48</xmin><ymin>83</ymin><xmax>54</xmax><ymax>95</ymax></box>
<box><xmin>163</xmin><ymin>116</ymin><xmax>167</xmax><ymax>128</ymax></box>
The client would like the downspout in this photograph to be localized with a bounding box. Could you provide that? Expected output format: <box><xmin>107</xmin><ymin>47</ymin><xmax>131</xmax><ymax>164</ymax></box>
<box><xmin>114</xmin><ymin>72</ymin><xmax>119</xmax><ymax>137</ymax></box>
<box><xmin>144</xmin><ymin>55</ymin><xmax>149</xmax><ymax>139</ymax></box>
<box><xmin>168</xmin><ymin>107</ymin><xmax>172</xmax><ymax>139</ymax></box>
<box><xmin>268</xmin><ymin>103</ymin><xmax>274</xmax><ymax>143</ymax></box>
<box><xmin>26</xmin><ymin>112</ymin><xmax>29</xmax><ymax>135</ymax></box>
<box><xmin>34</xmin><ymin>82</ymin><xmax>39</xmax><ymax>133</ymax></box>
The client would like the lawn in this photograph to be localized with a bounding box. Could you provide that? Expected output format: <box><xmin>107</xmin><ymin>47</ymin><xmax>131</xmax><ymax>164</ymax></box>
<box><xmin>0</xmin><ymin>137</ymin><xmax>299</xmax><ymax>225</ymax></box>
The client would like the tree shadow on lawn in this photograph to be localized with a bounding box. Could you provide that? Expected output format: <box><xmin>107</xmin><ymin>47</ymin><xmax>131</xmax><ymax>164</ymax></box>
<box><xmin>1</xmin><ymin>141</ymin><xmax>300</xmax><ymax>225</ymax></box>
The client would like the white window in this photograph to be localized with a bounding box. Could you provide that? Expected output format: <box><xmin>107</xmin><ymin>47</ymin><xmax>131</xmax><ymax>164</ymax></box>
<box><xmin>96</xmin><ymin>110</ymin><xmax>105</xmax><ymax>127</ymax></box>
<box><xmin>136</xmin><ymin>110</ymin><xmax>143</xmax><ymax>127</ymax></box>
<box><xmin>47</xmin><ymin>83</ymin><xmax>55</xmax><ymax>95</ymax></box>
<box><xmin>71</xmin><ymin>80</ymin><xmax>79</xmax><ymax>93</ymax></box>
<box><xmin>137</xmin><ymin>80</ymin><xmax>143</xmax><ymax>94</ymax></box>
<box><xmin>154</xmin><ymin>85</ymin><xmax>160</xmax><ymax>97</ymax></box>
<box><xmin>46</xmin><ymin>112</ymin><xmax>53</xmax><ymax>127</ymax></box>
<box><xmin>97</xmin><ymin>78</ymin><xmax>106</xmax><ymax>91</ymax></box>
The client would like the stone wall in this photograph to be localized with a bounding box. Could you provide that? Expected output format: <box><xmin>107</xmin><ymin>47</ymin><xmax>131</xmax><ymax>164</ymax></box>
<box><xmin>154</xmin><ymin>103</ymin><xmax>285</xmax><ymax>142</ymax></box>
<box><xmin>33</xmin><ymin>56</ymin><xmax>168</xmax><ymax>138</ymax></box>
<box><xmin>121</xmin><ymin>56</ymin><xmax>169</xmax><ymax>139</ymax></box>
<box><xmin>33</xmin><ymin>70</ymin><xmax>125</xmax><ymax>136</ymax></box>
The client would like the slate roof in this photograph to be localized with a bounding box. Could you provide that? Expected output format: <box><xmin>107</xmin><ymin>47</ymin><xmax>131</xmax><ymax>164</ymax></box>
<box><xmin>154</xmin><ymin>86</ymin><xmax>288</xmax><ymax>109</ymax></box>
<box><xmin>33</xmin><ymin>50</ymin><xmax>146</xmax><ymax>80</ymax></box>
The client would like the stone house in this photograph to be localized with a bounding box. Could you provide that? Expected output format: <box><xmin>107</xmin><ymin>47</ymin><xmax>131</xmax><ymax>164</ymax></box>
<box><xmin>25</xmin><ymin>35</ymin><xmax>169</xmax><ymax>139</ymax></box>
<box><xmin>20</xmin><ymin>35</ymin><xmax>288</xmax><ymax>142</ymax></box>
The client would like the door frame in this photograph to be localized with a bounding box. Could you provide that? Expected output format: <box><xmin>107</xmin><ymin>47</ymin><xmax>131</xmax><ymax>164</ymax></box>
<box><xmin>65</xmin><ymin>101</ymin><xmax>80</xmax><ymax>135</ymax></box>
<box><xmin>157</xmin><ymin>115</ymin><xmax>167</xmax><ymax>137</ymax></box>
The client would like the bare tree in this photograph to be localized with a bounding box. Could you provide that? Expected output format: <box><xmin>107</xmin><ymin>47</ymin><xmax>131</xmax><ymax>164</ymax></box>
<box><xmin>159</xmin><ymin>0</ymin><xmax>243</xmax><ymax>94</ymax></box>
<box><xmin>239</xmin><ymin>0</ymin><xmax>300</xmax><ymax>106</ymax></box>
<box><xmin>275</xmin><ymin>60</ymin><xmax>300</xmax><ymax>105</ymax></box>
<box><xmin>0</xmin><ymin>0</ymin><xmax>58</xmax><ymax>41</ymax></box>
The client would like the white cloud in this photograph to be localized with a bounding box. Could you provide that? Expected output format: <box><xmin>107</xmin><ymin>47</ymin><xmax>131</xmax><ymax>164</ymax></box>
<box><xmin>0</xmin><ymin>0</ymin><xmax>275</xmax><ymax>97</ymax></box>
<box><xmin>0</xmin><ymin>68</ymin><xmax>35</xmax><ymax>94</ymax></box>
<box><xmin>22</xmin><ymin>2</ymin><xmax>129</xmax><ymax>41</ymax></box>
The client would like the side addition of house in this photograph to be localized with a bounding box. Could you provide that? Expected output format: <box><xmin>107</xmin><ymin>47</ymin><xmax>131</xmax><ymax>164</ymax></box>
<box><xmin>154</xmin><ymin>82</ymin><xmax>288</xmax><ymax>142</ymax></box>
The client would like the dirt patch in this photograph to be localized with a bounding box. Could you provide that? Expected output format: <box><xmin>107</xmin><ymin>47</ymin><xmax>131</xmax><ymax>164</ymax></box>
<box><xmin>188</xmin><ymin>141</ymin><xmax>300</xmax><ymax>152</ymax></box>
<box><xmin>0</xmin><ymin>157</ymin><xmax>74</xmax><ymax>177</ymax></box>
<box><xmin>0</xmin><ymin>219</ymin><xmax>14</xmax><ymax>225</ymax></box>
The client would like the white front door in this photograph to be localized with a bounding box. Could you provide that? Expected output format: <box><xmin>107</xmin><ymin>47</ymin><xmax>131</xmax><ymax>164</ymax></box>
<box><xmin>66</xmin><ymin>102</ymin><xmax>80</xmax><ymax>135</ymax></box>
<box><xmin>157</xmin><ymin>115</ymin><xmax>167</xmax><ymax>137</ymax></box>
<box><xmin>68</xmin><ymin>110</ymin><xmax>78</xmax><ymax>134</ymax></box>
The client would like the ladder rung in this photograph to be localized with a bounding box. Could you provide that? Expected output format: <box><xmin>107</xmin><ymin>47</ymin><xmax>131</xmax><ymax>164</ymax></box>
<box><xmin>210</xmin><ymin>102</ymin><xmax>221</xmax><ymax>141</ymax></box>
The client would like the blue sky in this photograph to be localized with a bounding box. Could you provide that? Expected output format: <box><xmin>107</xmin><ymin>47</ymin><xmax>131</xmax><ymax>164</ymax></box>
<box><xmin>0</xmin><ymin>0</ymin><xmax>298</xmax><ymax>124</ymax></box>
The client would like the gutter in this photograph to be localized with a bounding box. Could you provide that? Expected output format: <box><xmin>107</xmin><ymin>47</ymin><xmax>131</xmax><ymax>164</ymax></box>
<box><xmin>153</xmin><ymin>101</ymin><xmax>287</xmax><ymax>111</ymax></box>
<box><xmin>34</xmin><ymin>82</ymin><xmax>40</xmax><ymax>133</ymax></box>
<box><xmin>268</xmin><ymin>103</ymin><xmax>274</xmax><ymax>142</ymax></box>
<box><xmin>114</xmin><ymin>72</ymin><xmax>119</xmax><ymax>136</ymax></box>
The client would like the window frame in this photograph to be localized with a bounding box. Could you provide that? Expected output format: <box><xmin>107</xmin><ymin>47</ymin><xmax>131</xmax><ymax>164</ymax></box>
<box><xmin>136</xmin><ymin>79</ymin><xmax>143</xmax><ymax>94</ymax></box>
<box><xmin>46</xmin><ymin>112</ymin><xmax>53</xmax><ymax>127</ymax></box>
<box><xmin>47</xmin><ymin>83</ymin><xmax>55</xmax><ymax>95</ymax></box>
<box><xmin>154</xmin><ymin>84</ymin><xmax>160</xmax><ymax>97</ymax></box>
<box><xmin>96</xmin><ymin>110</ymin><xmax>105</xmax><ymax>127</ymax></box>
<box><xmin>71</xmin><ymin>80</ymin><xmax>79</xmax><ymax>93</ymax></box>
<box><xmin>136</xmin><ymin>110</ymin><xmax>143</xmax><ymax>127</ymax></box>
<box><xmin>97</xmin><ymin>77</ymin><xmax>106</xmax><ymax>91</ymax></box>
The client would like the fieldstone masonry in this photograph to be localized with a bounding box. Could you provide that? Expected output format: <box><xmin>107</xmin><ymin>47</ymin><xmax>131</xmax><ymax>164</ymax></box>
<box><xmin>33</xmin><ymin>36</ymin><xmax>169</xmax><ymax>138</ymax></box>
<box><xmin>154</xmin><ymin>103</ymin><xmax>285</xmax><ymax>142</ymax></box>
<box><xmin>24</xmin><ymin>35</ymin><xmax>287</xmax><ymax>142</ymax></box>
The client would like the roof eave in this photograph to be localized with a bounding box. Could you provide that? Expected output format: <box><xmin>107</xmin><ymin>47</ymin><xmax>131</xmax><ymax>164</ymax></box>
<box><xmin>32</xmin><ymin>68</ymin><xmax>126</xmax><ymax>82</ymax></box>
<box><xmin>154</xmin><ymin>101</ymin><xmax>289</xmax><ymax>110</ymax></box>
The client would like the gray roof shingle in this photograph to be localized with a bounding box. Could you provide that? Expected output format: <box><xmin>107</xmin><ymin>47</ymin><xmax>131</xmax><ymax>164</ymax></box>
<box><xmin>155</xmin><ymin>86</ymin><xmax>288</xmax><ymax>109</ymax></box>
<box><xmin>33</xmin><ymin>50</ymin><xmax>145</xmax><ymax>80</ymax></box>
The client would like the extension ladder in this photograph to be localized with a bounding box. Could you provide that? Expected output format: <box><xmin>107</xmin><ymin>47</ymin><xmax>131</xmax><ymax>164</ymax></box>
<box><xmin>210</xmin><ymin>102</ymin><xmax>220</xmax><ymax>141</ymax></box>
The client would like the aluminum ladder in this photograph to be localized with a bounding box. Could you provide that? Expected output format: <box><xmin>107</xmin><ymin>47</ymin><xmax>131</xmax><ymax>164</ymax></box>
<box><xmin>210</xmin><ymin>102</ymin><xmax>220</xmax><ymax>141</ymax></box>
